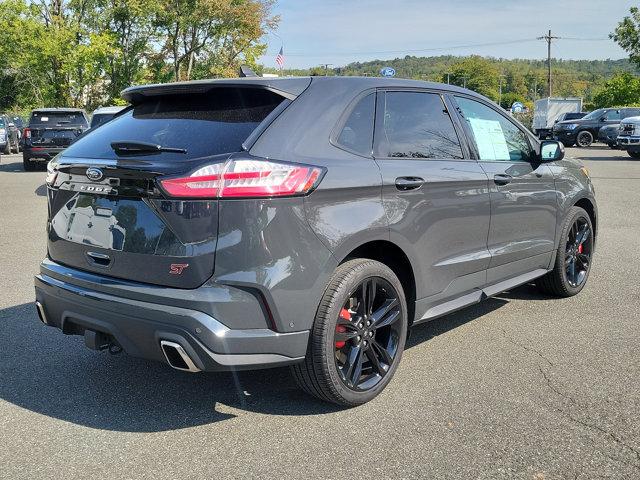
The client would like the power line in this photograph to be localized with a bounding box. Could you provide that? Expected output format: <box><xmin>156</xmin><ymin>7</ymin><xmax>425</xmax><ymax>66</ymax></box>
<box><xmin>264</xmin><ymin>36</ymin><xmax>610</xmax><ymax>58</ymax></box>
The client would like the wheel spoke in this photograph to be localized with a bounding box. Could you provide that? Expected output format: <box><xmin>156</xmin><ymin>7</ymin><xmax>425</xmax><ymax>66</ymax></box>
<box><xmin>345</xmin><ymin>346</ymin><xmax>363</xmax><ymax>387</ymax></box>
<box><xmin>371</xmin><ymin>298</ymin><xmax>400</xmax><ymax>328</ymax></box>
<box><xmin>576</xmin><ymin>253</ymin><xmax>590</xmax><ymax>270</ymax></box>
<box><xmin>361</xmin><ymin>278</ymin><xmax>376</xmax><ymax>316</ymax></box>
<box><xmin>567</xmin><ymin>259</ymin><xmax>576</xmax><ymax>282</ymax></box>
<box><xmin>365</xmin><ymin>348</ymin><xmax>386</xmax><ymax>377</ymax></box>
<box><xmin>371</xmin><ymin>340</ymin><xmax>393</xmax><ymax>366</ymax></box>
<box><xmin>576</xmin><ymin>225</ymin><xmax>590</xmax><ymax>246</ymax></box>
<box><xmin>335</xmin><ymin>328</ymin><xmax>359</xmax><ymax>342</ymax></box>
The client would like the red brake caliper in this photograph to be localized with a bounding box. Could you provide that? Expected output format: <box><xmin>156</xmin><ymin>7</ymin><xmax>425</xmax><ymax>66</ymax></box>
<box><xmin>335</xmin><ymin>308</ymin><xmax>350</xmax><ymax>349</ymax></box>
<box><xmin>577</xmin><ymin>243</ymin><xmax>583</xmax><ymax>254</ymax></box>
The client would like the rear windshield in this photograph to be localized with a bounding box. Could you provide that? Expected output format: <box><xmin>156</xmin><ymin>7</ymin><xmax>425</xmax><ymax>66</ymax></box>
<box><xmin>30</xmin><ymin>111</ymin><xmax>88</xmax><ymax>127</ymax></box>
<box><xmin>64</xmin><ymin>88</ymin><xmax>285</xmax><ymax>161</ymax></box>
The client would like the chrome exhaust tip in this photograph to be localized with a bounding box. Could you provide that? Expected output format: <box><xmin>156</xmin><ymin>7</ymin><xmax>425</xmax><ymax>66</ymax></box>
<box><xmin>160</xmin><ymin>340</ymin><xmax>201</xmax><ymax>373</ymax></box>
<box><xmin>35</xmin><ymin>301</ymin><xmax>48</xmax><ymax>325</ymax></box>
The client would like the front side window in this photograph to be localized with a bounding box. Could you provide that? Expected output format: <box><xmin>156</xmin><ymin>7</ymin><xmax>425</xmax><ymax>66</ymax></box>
<box><xmin>336</xmin><ymin>93</ymin><xmax>375</xmax><ymax>156</ymax></box>
<box><xmin>455</xmin><ymin>96</ymin><xmax>533</xmax><ymax>162</ymax></box>
<box><xmin>376</xmin><ymin>91</ymin><xmax>463</xmax><ymax>159</ymax></box>
<box><xmin>603</xmin><ymin>110</ymin><xmax>622</xmax><ymax>121</ymax></box>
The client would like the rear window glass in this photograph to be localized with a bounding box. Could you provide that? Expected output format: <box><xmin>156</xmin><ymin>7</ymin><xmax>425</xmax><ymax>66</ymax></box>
<box><xmin>30</xmin><ymin>112</ymin><xmax>88</xmax><ymax>127</ymax></box>
<box><xmin>90</xmin><ymin>113</ymin><xmax>115</xmax><ymax>129</ymax></box>
<box><xmin>64</xmin><ymin>88</ymin><xmax>285</xmax><ymax>161</ymax></box>
<box><xmin>376</xmin><ymin>91</ymin><xmax>463</xmax><ymax>159</ymax></box>
<box><xmin>337</xmin><ymin>93</ymin><xmax>375</xmax><ymax>155</ymax></box>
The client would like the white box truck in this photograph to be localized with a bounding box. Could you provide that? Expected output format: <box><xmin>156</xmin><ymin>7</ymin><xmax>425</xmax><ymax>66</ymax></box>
<box><xmin>533</xmin><ymin>97</ymin><xmax>583</xmax><ymax>139</ymax></box>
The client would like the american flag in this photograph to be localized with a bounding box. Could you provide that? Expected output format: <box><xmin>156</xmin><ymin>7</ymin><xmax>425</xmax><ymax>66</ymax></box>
<box><xmin>275</xmin><ymin>46</ymin><xmax>285</xmax><ymax>68</ymax></box>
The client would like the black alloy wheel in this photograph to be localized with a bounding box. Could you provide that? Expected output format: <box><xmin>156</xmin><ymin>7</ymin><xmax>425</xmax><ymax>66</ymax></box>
<box><xmin>334</xmin><ymin>277</ymin><xmax>402</xmax><ymax>391</ymax></box>
<box><xmin>576</xmin><ymin>131</ymin><xmax>593</xmax><ymax>147</ymax></box>
<box><xmin>565</xmin><ymin>216</ymin><xmax>592</xmax><ymax>288</ymax></box>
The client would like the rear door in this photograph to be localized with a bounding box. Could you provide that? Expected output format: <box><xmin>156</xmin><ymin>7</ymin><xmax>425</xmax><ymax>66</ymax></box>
<box><xmin>47</xmin><ymin>87</ymin><xmax>289</xmax><ymax>288</ymax></box>
<box><xmin>451</xmin><ymin>95</ymin><xmax>557</xmax><ymax>283</ymax></box>
<box><xmin>373</xmin><ymin>89</ymin><xmax>491</xmax><ymax>312</ymax></box>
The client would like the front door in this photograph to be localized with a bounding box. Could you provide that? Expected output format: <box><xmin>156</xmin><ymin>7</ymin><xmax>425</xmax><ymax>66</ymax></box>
<box><xmin>452</xmin><ymin>95</ymin><xmax>558</xmax><ymax>283</ymax></box>
<box><xmin>374</xmin><ymin>90</ymin><xmax>492</xmax><ymax>313</ymax></box>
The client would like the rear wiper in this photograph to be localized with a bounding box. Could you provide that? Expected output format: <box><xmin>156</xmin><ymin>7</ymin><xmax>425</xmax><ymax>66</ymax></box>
<box><xmin>110</xmin><ymin>141</ymin><xmax>187</xmax><ymax>154</ymax></box>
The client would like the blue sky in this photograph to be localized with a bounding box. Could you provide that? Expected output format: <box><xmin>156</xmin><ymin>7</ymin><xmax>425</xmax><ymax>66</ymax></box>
<box><xmin>259</xmin><ymin>0</ymin><xmax>637</xmax><ymax>69</ymax></box>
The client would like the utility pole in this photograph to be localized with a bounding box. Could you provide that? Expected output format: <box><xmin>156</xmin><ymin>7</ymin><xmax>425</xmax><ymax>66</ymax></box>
<box><xmin>321</xmin><ymin>63</ymin><xmax>333</xmax><ymax>76</ymax></box>
<box><xmin>462</xmin><ymin>76</ymin><xmax>467</xmax><ymax>89</ymax></box>
<box><xmin>446</xmin><ymin>72</ymin><xmax>451</xmax><ymax>84</ymax></box>
<box><xmin>537</xmin><ymin>30</ymin><xmax>560</xmax><ymax>97</ymax></box>
<box><xmin>498</xmin><ymin>72</ymin><xmax>506</xmax><ymax>107</ymax></box>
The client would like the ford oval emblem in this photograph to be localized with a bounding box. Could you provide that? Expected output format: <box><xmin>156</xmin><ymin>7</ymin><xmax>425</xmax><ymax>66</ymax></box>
<box><xmin>380</xmin><ymin>67</ymin><xmax>396</xmax><ymax>77</ymax></box>
<box><xmin>86</xmin><ymin>167</ymin><xmax>104</xmax><ymax>182</ymax></box>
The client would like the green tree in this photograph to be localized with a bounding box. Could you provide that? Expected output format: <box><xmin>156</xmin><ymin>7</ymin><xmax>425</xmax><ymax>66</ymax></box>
<box><xmin>449</xmin><ymin>56</ymin><xmax>499</xmax><ymax>100</ymax></box>
<box><xmin>592</xmin><ymin>72</ymin><xmax>640</xmax><ymax>108</ymax></box>
<box><xmin>155</xmin><ymin>0</ymin><xmax>278</xmax><ymax>81</ymax></box>
<box><xmin>611</xmin><ymin>6</ymin><xmax>640</xmax><ymax>69</ymax></box>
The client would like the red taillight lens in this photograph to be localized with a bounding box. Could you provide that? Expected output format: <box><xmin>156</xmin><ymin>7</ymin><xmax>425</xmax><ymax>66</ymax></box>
<box><xmin>160</xmin><ymin>159</ymin><xmax>324</xmax><ymax>199</ymax></box>
<box><xmin>23</xmin><ymin>128</ymin><xmax>31</xmax><ymax>139</ymax></box>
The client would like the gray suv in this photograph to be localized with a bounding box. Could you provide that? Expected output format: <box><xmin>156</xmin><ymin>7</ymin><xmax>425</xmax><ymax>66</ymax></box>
<box><xmin>35</xmin><ymin>77</ymin><xmax>597</xmax><ymax>406</ymax></box>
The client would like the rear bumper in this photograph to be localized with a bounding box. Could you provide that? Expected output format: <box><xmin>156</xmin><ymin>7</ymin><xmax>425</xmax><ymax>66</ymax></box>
<box><xmin>34</xmin><ymin>260</ymin><xmax>309</xmax><ymax>371</ymax></box>
<box><xmin>24</xmin><ymin>147</ymin><xmax>64</xmax><ymax>161</ymax></box>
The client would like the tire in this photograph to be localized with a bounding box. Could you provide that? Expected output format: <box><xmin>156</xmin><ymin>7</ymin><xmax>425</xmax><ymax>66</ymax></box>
<box><xmin>291</xmin><ymin>258</ymin><xmax>408</xmax><ymax>406</ymax></box>
<box><xmin>537</xmin><ymin>206</ymin><xmax>594</xmax><ymax>297</ymax></box>
<box><xmin>576</xmin><ymin>130</ymin><xmax>593</xmax><ymax>148</ymax></box>
<box><xmin>11</xmin><ymin>141</ymin><xmax>18</xmax><ymax>154</ymax></box>
<box><xmin>2</xmin><ymin>143</ymin><xmax>9</xmax><ymax>155</ymax></box>
<box><xmin>22</xmin><ymin>156</ymin><xmax>36</xmax><ymax>171</ymax></box>
<box><xmin>628</xmin><ymin>151</ymin><xmax>640</xmax><ymax>159</ymax></box>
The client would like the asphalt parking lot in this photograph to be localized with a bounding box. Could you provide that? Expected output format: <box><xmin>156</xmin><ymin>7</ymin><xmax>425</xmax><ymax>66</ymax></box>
<box><xmin>1</xmin><ymin>146</ymin><xmax>639</xmax><ymax>479</ymax></box>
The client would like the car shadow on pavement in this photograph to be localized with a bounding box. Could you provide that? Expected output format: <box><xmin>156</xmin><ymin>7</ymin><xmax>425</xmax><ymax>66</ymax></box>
<box><xmin>34</xmin><ymin>184</ymin><xmax>47</xmax><ymax>196</ymax></box>
<box><xmin>0</xmin><ymin>158</ymin><xmax>25</xmax><ymax>172</ymax></box>
<box><xmin>0</xmin><ymin>289</ymin><xmax>532</xmax><ymax>432</ymax></box>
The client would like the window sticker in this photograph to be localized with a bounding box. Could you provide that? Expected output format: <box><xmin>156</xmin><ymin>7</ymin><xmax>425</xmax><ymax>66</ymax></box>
<box><xmin>40</xmin><ymin>116</ymin><xmax>49</xmax><ymax>122</ymax></box>
<box><xmin>468</xmin><ymin>118</ymin><xmax>510</xmax><ymax>160</ymax></box>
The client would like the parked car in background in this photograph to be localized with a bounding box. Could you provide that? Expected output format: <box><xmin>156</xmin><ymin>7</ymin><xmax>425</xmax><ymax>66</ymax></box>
<box><xmin>617</xmin><ymin>116</ymin><xmax>640</xmax><ymax>158</ymax></box>
<box><xmin>553</xmin><ymin>107</ymin><xmax>640</xmax><ymax>147</ymax></box>
<box><xmin>0</xmin><ymin>114</ymin><xmax>20</xmax><ymax>154</ymax></box>
<box><xmin>533</xmin><ymin>97</ymin><xmax>583</xmax><ymax>139</ymax></box>
<box><xmin>89</xmin><ymin>105</ymin><xmax>126</xmax><ymax>129</ymax></box>
<box><xmin>22</xmin><ymin>108</ymin><xmax>88</xmax><ymax>171</ymax></box>
<box><xmin>555</xmin><ymin>112</ymin><xmax>586</xmax><ymax>124</ymax></box>
<box><xmin>36</xmin><ymin>77</ymin><xmax>597</xmax><ymax>406</ymax></box>
<box><xmin>598</xmin><ymin>123</ymin><xmax>622</xmax><ymax>149</ymax></box>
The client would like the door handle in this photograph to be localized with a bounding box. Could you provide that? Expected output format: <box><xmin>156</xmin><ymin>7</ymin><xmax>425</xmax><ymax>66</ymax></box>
<box><xmin>493</xmin><ymin>174</ymin><xmax>513</xmax><ymax>186</ymax></box>
<box><xmin>395</xmin><ymin>177</ymin><xmax>425</xmax><ymax>191</ymax></box>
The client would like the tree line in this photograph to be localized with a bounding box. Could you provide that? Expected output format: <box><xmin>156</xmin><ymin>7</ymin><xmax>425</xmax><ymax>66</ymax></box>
<box><xmin>0</xmin><ymin>0</ymin><xmax>278</xmax><ymax>113</ymax></box>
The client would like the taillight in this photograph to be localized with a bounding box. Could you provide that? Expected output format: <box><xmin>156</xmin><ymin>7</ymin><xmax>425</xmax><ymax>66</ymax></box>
<box><xmin>160</xmin><ymin>159</ymin><xmax>324</xmax><ymax>199</ymax></box>
<box><xmin>23</xmin><ymin>128</ymin><xmax>31</xmax><ymax>139</ymax></box>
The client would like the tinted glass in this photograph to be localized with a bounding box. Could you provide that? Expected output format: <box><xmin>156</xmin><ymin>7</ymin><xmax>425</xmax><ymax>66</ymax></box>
<box><xmin>90</xmin><ymin>113</ymin><xmax>115</xmax><ymax>129</ymax></box>
<box><xmin>581</xmin><ymin>109</ymin><xmax>604</xmax><ymax>120</ymax></box>
<box><xmin>603</xmin><ymin>110</ymin><xmax>621</xmax><ymax>121</ymax></box>
<box><xmin>376</xmin><ymin>92</ymin><xmax>463</xmax><ymax>159</ymax></box>
<box><xmin>29</xmin><ymin>111</ymin><xmax>88</xmax><ymax>127</ymax></box>
<box><xmin>456</xmin><ymin>96</ymin><xmax>533</xmax><ymax>162</ymax></box>
<box><xmin>337</xmin><ymin>93</ymin><xmax>374</xmax><ymax>155</ymax></box>
<box><xmin>0</xmin><ymin>118</ymin><xmax>5</xmax><ymax>127</ymax></box>
<box><xmin>64</xmin><ymin>88</ymin><xmax>284</xmax><ymax>161</ymax></box>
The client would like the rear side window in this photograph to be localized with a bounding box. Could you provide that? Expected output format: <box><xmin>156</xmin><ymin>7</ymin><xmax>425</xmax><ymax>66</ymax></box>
<box><xmin>64</xmin><ymin>88</ymin><xmax>285</xmax><ymax>161</ymax></box>
<box><xmin>375</xmin><ymin>91</ymin><xmax>463</xmax><ymax>159</ymax></box>
<box><xmin>603</xmin><ymin>110</ymin><xmax>621</xmax><ymax>121</ymax></box>
<box><xmin>336</xmin><ymin>93</ymin><xmax>375</xmax><ymax>156</ymax></box>
<box><xmin>29</xmin><ymin>112</ymin><xmax>88</xmax><ymax>127</ymax></box>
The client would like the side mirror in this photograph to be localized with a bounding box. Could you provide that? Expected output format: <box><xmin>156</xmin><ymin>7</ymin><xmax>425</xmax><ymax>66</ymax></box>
<box><xmin>540</xmin><ymin>140</ymin><xmax>564</xmax><ymax>162</ymax></box>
